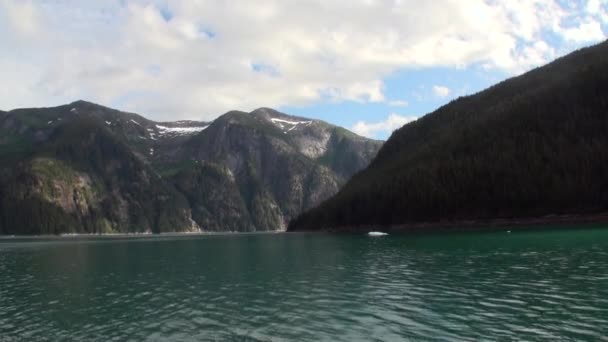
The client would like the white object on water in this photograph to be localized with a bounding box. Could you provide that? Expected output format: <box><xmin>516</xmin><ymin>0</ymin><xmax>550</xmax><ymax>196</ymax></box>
<box><xmin>368</xmin><ymin>231</ymin><xmax>388</xmax><ymax>236</ymax></box>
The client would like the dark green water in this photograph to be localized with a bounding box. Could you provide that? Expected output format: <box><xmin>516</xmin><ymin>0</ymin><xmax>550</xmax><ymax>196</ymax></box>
<box><xmin>1</xmin><ymin>228</ymin><xmax>608</xmax><ymax>341</ymax></box>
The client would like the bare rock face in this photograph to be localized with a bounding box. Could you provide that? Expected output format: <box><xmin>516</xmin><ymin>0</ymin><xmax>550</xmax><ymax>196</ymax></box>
<box><xmin>0</xmin><ymin>101</ymin><xmax>382</xmax><ymax>234</ymax></box>
<box><xmin>170</xmin><ymin>107</ymin><xmax>383</xmax><ymax>231</ymax></box>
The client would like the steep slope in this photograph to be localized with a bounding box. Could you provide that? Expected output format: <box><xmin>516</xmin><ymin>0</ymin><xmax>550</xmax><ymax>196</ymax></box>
<box><xmin>0</xmin><ymin>101</ymin><xmax>209</xmax><ymax>163</ymax></box>
<box><xmin>160</xmin><ymin>108</ymin><xmax>382</xmax><ymax>231</ymax></box>
<box><xmin>0</xmin><ymin>101</ymin><xmax>207</xmax><ymax>234</ymax></box>
<box><xmin>0</xmin><ymin>102</ymin><xmax>381</xmax><ymax>234</ymax></box>
<box><xmin>289</xmin><ymin>40</ymin><xmax>608</xmax><ymax>232</ymax></box>
<box><xmin>0</xmin><ymin>116</ymin><xmax>196</xmax><ymax>234</ymax></box>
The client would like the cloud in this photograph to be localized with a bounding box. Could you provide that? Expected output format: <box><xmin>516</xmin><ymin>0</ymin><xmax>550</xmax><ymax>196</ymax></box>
<box><xmin>388</xmin><ymin>100</ymin><xmax>409</xmax><ymax>107</ymax></box>
<box><xmin>352</xmin><ymin>113</ymin><xmax>418</xmax><ymax>139</ymax></box>
<box><xmin>0</xmin><ymin>0</ymin><xmax>605</xmax><ymax>121</ymax></box>
<box><xmin>558</xmin><ymin>18</ymin><xmax>606</xmax><ymax>43</ymax></box>
<box><xmin>587</xmin><ymin>0</ymin><xmax>602</xmax><ymax>13</ymax></box>
<box><xmin>432</xmin><ymin>85</ymin><xmax>451</xmax><ymax>98</ymax></box>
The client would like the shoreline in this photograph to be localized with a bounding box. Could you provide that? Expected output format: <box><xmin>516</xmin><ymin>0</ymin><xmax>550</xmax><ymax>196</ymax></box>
<box><xmin>0</xmin><ymin>230</ymin><xmax>285</xmax><ymax>240</ymax></box>
<box><xmin>289</xmin><ymin>213</ymin><xmax>608</xmax><ymax>234</ymax></box>
<box><xmin>4</xmin><ymin>214</ymin><xmax>608</xmax><ymax>238</ymax></box>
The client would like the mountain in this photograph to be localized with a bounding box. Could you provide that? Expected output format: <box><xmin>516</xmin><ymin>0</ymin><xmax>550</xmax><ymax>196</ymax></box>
<box><xmin>154</xmin><ymin>107</ymin><xmax>381</xmax><ymax>231</ymax></box>
<box><xmin>289</xmin><ymin>40</ymin><xmax>608</xmax><ymax>232</ymax></box>
<box><xmin>0</xmin><ymin>102</ymin><xmax>381</xmax><ymax>234</ymax></box>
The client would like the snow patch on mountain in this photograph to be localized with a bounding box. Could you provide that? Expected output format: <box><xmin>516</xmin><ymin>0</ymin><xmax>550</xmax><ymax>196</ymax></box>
<box><xmin>270</xmin><ymin>118</ymin><xmax>312</xmax><ymax>133</ymax></box>
<box><xmin>156</xmin><ymin>124</ymin><xmax>209</xmax><ymax>136</ymax></box>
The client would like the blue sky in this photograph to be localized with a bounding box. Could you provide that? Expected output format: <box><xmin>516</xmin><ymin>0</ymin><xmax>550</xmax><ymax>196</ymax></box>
<box><xmin>282</xmin><ymin>65</ymin><xmax>512</xmax><ymax>139</ymax></box>
<box><xmin>0</xmin><ymin>0</ymin><xmax>607</xmax><ymax>139</ymax></box>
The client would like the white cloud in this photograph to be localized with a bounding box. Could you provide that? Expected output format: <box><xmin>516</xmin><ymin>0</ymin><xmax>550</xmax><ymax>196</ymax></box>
<box><xmin>352</xmin><ymin>113</ymin><xmax>418</xmax><ymax>139</ymax></box>
<box><xmin>516</xmin><ymin>40</ymin><xmax>556</xmax><ymax>68</ymax></box>
<box><xmin>586</xmin><ymin>0</ymin><xmax>608</xmax><ymax>17</ymax></box>
<box><xmin>557</xmin><ymin>18</ymin><xmax>606</xmax><ymax>43</ymax></box>
<box><xmin>432</xmin><ymin>85</ymin><xmax>451</xmax><ymax>98</ymax></box>
<box><xmin>587</xmin><ymin>0</ymin><xmax>602</xmax><ymax>13</ymax></box>
<box><xmin>0</xmin><ymin>0</ymin><xmax>605</xmax><ymax>121</ymax></box>
<box><xmin>388</xmin><ymin>100</ymin><xmax>409</xmax><ymax>107</ymax></box>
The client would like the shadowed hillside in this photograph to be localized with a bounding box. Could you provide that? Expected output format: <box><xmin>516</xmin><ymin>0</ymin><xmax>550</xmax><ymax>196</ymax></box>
<box><xmin>289</xmin><ymin>40</ymin><xmax>608</xmax><ymax>231</ymax></box>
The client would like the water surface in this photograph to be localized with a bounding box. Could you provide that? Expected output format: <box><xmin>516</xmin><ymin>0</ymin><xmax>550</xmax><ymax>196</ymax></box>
<box><xmin>1</xmin><ymin>228</ymin><xmax>608</xmax><ymax>341</ymax></box>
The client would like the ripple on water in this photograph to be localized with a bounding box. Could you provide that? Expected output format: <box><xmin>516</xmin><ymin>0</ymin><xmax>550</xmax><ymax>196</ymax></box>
<box><xmin>1</xmin><ymin>230</ymin><xmax>608</xmax><ymax>341</ymax></box>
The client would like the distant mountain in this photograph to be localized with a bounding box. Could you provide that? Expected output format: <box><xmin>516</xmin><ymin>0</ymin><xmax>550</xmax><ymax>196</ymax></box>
<box><xmin>0</xmin><ymin>101</ymin><xmax>381</xmax><ymax>234</ymax></box>
<box><xmin>165</xmin><ymin>108</ymin><xmax>381</xmax><ymax>231</ymax></box>
<box><xmin>289</xmin><ymin>40</ymin><xmax>608</xmax><ymax>232</ymax></box>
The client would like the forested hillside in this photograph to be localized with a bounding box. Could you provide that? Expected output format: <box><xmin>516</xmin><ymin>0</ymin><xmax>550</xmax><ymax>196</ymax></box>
<box><xmin>289</xmin><ymin>40</ymin><xmax>608</xmax><ymax>231</ymax></box>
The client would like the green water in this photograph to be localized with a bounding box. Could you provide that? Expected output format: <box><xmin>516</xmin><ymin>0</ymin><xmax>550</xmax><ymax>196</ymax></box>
<box><xmin>1</xmin><ymin>228</ymin><xmax>608</xmax><ymax>341</ymax></box>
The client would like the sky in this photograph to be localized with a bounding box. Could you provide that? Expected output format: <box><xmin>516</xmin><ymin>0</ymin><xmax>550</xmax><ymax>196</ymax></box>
<box><xmin>1</xmin><ymin>0</ymin><xmax>607</xmax><ymax>139</ymax></box>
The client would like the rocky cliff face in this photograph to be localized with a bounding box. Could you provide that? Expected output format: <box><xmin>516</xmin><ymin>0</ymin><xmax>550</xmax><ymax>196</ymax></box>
<box><xmin>158</xmin><ymin>107</ymin><xmax>382</xmax><ymax>231</ymax></box>
<box><xmin>0</xmin><ymin>101</ymin><xmax>382</xmax><ymax>234</ymax></box>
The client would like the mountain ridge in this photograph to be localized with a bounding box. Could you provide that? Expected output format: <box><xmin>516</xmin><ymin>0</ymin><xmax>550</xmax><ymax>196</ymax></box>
<box><xmin>0</xmin><ymin>101</ymin><xmax>382</xmax><ymax>234</ymax></box>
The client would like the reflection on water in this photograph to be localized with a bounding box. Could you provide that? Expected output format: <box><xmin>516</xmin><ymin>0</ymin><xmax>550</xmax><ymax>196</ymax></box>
<box><xmin>1</xmin><ymin>228</ymin><xmax>608</xmax><ymax>341</ymax></box>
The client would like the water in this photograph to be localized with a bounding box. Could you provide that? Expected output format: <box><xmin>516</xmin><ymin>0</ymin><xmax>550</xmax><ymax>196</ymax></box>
<box><xmin>1</xmin><ymin>228</ymin><xmax>608</xmax><ymax>341</ymax></box>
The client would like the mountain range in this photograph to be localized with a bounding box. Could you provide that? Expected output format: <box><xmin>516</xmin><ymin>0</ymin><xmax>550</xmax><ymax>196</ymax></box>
<box><xmin>290</xmin><ymin>40</ymin><xmax>608</xmax><ymax>232</ymax></box>
<box><xmin>0</xmin><ymin>102</ymin><xmax>381</xmax><ymax>234</ymax></box>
